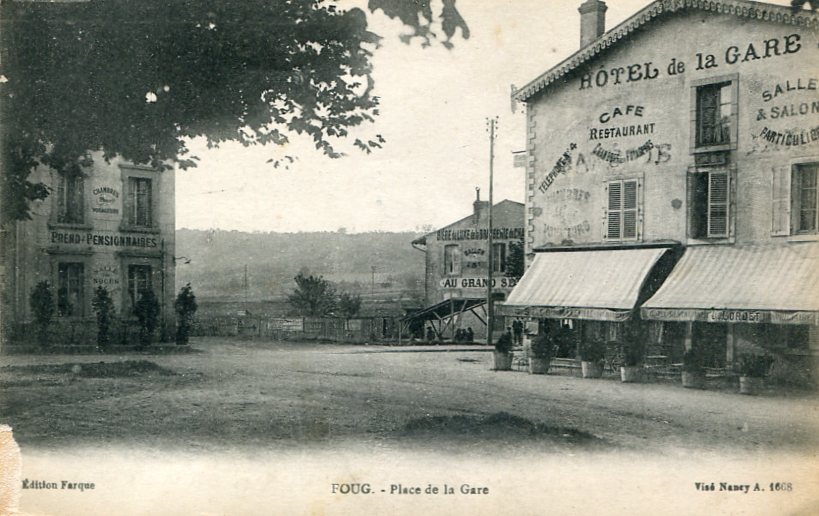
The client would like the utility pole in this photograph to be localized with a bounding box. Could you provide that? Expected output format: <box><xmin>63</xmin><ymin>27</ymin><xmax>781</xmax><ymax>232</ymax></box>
<box><xmin>244</xmin><ymin>264</ymin><xmax>249</xmax><ymax>308</ymax></box>
<box><xmin>371</xmin><ymin>265</ymin><xmax>376</xmax><ymax>301</ymax></box>
<box><xmin>486</xmin><ymin>116</ymin><xmax>497</xmax><ymax>346</ymax></box>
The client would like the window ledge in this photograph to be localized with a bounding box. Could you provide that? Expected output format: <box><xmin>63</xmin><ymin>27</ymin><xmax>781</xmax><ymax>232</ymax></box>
<box><xmin>685</xmin><ymin>237</ymin><xmax>734</xmax><ymax>246</ymax></box>
<box><xmin>692</xmin><ymin>144</ymin><xmax>734</xmax><ymax>154</ymax></box>
<box><xmin>783</xmin><ymin>234</ymin><xmax>819</xmax><ymax>243</ymax></box>
<box><xmin>119</xmin><ymin>224</ymin><xmax>160</xmax><ymax>234</ymax></box>
<box><xmin>48</xmin><ymin>222</ymin><xmax>93</xmax><ymax>231</ymax></box>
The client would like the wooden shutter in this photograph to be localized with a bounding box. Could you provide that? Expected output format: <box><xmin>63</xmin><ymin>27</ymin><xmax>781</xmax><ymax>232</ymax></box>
<box><xmin>124</xmin><ymin>177</ymin><xmax>135</xmax><ymax>225</ymax></box>
<box><xmin>707</xmin><ymin>170</ymin><xmax>729</xmax><ymax>237</ymax></box>
<box><xmin>771</xmin><ymin>165</ymin><xmax>791</xmax><ymax>236</ymax></box>
<box><xmin>606</xmin><ymin>181</ymin><xmax>622</xmax><ymax>239</ymax></box>
<box><xmin>623</xmin><ymin>179</ymin><xmax>638</xmax><ymax>239</ymax></box>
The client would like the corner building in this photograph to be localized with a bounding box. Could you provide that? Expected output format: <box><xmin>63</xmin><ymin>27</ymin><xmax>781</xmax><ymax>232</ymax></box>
<box><xmin>2</xmin><ymin>152</ymin><xmax>176</xmax><ymax>345</ymax></box>
<box><xmin>504</xmin><ymin>0</ymin><xmax>819</xmax><ymax>382</ymax></box>
<box><xmin>407</xmin><ymin>194</ymin><xmax>524</xmax><ymax>341</ymax></box>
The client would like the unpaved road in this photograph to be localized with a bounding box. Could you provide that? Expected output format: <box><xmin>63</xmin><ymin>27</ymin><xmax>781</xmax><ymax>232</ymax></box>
<box><xmin>2</xmin><ymin>337</ymin><xmax>817</xmax><ymax>457</ymax></box>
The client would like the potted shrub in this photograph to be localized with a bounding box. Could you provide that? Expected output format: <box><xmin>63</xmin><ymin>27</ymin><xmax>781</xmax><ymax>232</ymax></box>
<box><xmin>529</xmin><ymin>333</ymin><xmax>553</xmax><ymax>375</ymax></box>
<box><xmin>681</xmin><ymin>348</ymin><xmax>705</xmax><ymax>389</ymax></box>
<box><xmin>493</xmin><ymin>329</ymin><xmax>514</xmax><ymax>371</ymax></box>
<box><xmin>620</xmin><ymin>339</ymin><xmax>643</xmax><ymax>383</ymax></box>
<box><xmin>579</xmin><ymin>338</ymin><xmax>604</xmax><ymax>379</ymax></box>
<box><xmin>738</xmin><ymin>354</ymin><xmax>773</xmax><ymax>395</ymax></box>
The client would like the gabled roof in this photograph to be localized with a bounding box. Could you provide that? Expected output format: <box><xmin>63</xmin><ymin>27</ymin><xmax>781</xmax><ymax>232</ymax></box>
<box><xmin>411</xmin><ymin>199</ymin><xmax>524</xmax><ymax>246</ymax></box>
<box><xmin>513</xmin><ymin>0</ymin><xmax>819</xmax><ymax>103</ymax></box>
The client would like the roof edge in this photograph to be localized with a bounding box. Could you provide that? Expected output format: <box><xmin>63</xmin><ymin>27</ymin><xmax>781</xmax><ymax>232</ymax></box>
<box><xmin>513</xmin><ymin>0</ymin><xmax>819</xmax><ymax>103</ymax></box>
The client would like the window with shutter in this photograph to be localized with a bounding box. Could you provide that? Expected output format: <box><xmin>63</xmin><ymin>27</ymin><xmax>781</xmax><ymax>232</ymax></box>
<box><xmin>444</xmin><ymin>244</ymin><xmax>461</xmax><ymax>276</ymax></box>
<box><xmin>688</xmin><ymin>168</ymin><xmax>732</xmax><ymax>240</ymax></box>
<box><xmin>771</xmin><ymin>165</ymin><xmax>791</xmax><ymax>236</ymax></box>
<box><xmin>127</xmin><ymin>177</ymin><xmax>153</xmax><ymax>227</ymax></box>
<box><xmin>605</xmin><ymin>179</ymin><xmax>640</xmax><ymax>241</ymax></box>
<box><xmin>707</xmin><ymin>171</ymin><xmax>729</xmax><ymax>237</ymax></box>
<box><xmin>792</xmin><ymin>163</ymin><xmax>819</xmax><ymax>234</ymax></box>
<box><xmin>56</xmin><ymin>174</ymin><xmax>84</xmax><ymax>224</ymax></box>
<box><xmin>57</xmin><ymin>262</ymin><xmax>84</xmax><ymax>316</ymax></box>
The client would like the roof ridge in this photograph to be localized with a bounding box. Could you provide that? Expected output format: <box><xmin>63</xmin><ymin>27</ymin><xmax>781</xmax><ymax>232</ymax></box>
<box><xmin>513</xmin><ymin>0</ymin><xmax>819</xmax><ymax>102</ymax></box>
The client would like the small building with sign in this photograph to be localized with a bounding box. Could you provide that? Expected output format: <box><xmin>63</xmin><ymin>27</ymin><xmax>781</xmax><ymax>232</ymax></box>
<box><xmin>406</xmin><ymin>191</ymin><xmax>524</xmax><ymax>341</ymax></box>
<box><xmin>504</xmin><ymin>0</ymin><xmax>819</xmax><ymax>383</ymax></box>
<box><xmin>2</xmin><ymin>152</ymin><xmax>176</xmax><ymax>345</ymax></box>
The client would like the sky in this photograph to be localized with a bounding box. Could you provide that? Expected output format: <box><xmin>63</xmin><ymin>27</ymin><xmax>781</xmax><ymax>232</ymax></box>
<box><xmin>175</xmin><ymin>0</ymin><xmax>796</xmax><ymax>234</ymax></box>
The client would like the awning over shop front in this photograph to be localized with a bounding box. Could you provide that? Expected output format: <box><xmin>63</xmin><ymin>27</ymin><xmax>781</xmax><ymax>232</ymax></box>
<box><xmin>641</xmin><ymin>243</ymin><xmax>819</xmax><ymax>325</ymax></box>
<box><xmin>501</xmin><ymin>247</ymin><xmax>669</xmax><ymax>321</ymax></box>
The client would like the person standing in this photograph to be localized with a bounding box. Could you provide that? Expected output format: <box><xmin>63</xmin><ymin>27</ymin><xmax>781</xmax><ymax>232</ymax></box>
<box><xmin>512</xmin><ymin>318</ymin><xmax>524</xmax><ymax>346</ymax></box>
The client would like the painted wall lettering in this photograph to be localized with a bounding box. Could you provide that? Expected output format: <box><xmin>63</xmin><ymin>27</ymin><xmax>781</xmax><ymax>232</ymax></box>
<box><xmin>51</xmin><ymin>231</ymin><xmax>159</xmax><ymax>248</ymax></box>
<box><xmin>537</xmin><ymin>143</ymin><xmax>577</xmax><ymax>194</ymax></box>
<box><xmin>544</xmin><ymin>220</ymin><xmax>591</xmax><ymax>239</ymax></box>
<box><xmin>436</xmin><ymin>227</ymin><xmax>525</xmax><ymax>241</ymax></box>
<box><xmin>589</xmin><ymin>123</ymin><xmax>655</xmax><ymax>141</ymax></box>
<box><xmin>762</xmin><ymin>78</ymin><xmax>817</xmax><ymax>102</ymax></box>
<box><xmin>592</xmin><ymin>140</ymin><xmax>655</xmax><ymax>165</ymax></box>
<box><xmin>598</xmin><ymin>105</ymin><xmax>644</xmax><ymax>123</ymax></box>
<box><xmin>580</xmin><ymin>34</ymin><xmax>802</xmax><ymax>90</ymax></box>
<box><xmin>439</xmin><ymin>277</ymin><xmax>518</xmax><ymax>289</ymax></box>
<box><xmin>758</xmin><ymin>126</ymin><xmax>819</xmax><ymax>146</ymax></box>
<box><xmin>580</xmin><ymin>62</ymin><xmax>660</xmax><ymax>90</ymax></box>
<box><xmin>551</xmin><ymin>188</ymin><xmax>591</xmax><ymax>202</ymax></box>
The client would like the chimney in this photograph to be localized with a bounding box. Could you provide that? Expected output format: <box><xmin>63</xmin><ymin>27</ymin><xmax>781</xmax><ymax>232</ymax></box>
<box><xmin>473</xmin><ymin>187</ymin><xmax>490</xmax><ymax>223</ymax></box>
<box><xmin>578</xmin><ymin>0</ymin><xmax>607</xmax><ymax>48</ymax></box>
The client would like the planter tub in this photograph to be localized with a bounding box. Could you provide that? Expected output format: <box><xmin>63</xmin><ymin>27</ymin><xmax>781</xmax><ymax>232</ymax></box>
<box><xmin>493</xmin><ymin>351</ymin><xmax>513</xmax><ymax>371</ymax></box>
<box><xmin>739</xmin><ymin>376</ymin><xmax>764</xmax><ymax>395</ymax></box>
<box><xmin>581</xmin><ymin>360</ymin><xmax>603</xmax><ymax>379</ymax></box>
<box><xmin>620</xmin><ymin>365</ymin><xmax>642</xmax><ymax>383</ymax></box>
<box><xmin>681</xmin><ymin>371</ymin><xmax>705</xmax><ymax>389</ymax></box>
<box><xmin>529</xmin><ymin>357</ymin><xmax>550</xmax><ymax>375</ymax></box>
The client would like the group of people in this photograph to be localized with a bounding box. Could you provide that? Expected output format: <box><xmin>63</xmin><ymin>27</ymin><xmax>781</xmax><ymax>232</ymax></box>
<box><xmin>453</xmin><ymin>327</ymin><xmax>475</xmax><ymax>343</ymax></box>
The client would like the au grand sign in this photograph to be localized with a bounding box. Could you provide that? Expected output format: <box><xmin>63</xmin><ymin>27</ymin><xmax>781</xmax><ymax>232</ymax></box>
<box><xmin>440</xmin><ymin>277</ymin><xmax>518</xmax><ymax>290</ymax></box>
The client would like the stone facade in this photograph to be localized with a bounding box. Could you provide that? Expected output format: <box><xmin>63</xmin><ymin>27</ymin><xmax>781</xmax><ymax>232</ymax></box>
<box><xmin>2</xmin><ymin>153</ymin><xmax>176</xmax><ymax>345</ymax></box>
<box><xmin>412</xmin><ymin>196</ymin><xmax>524</xmax><ymax>337</ymax></box>
<box><xmin>513</xmin><ymin>0</ymin><xmax>819</xmax><ymax>381</ymax></box>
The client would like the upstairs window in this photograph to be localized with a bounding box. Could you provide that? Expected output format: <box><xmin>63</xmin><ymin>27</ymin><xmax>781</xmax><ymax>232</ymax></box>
<box><xmin>605</xmin><ymin>179</ymin><xmax>640</xmax><ymax>241</ymax></box>
<box><xmin>127</xmin><ymin>177</ymin><xmax>153</xmax><ymax>227</ymax></box>
<box><xmin>56</xmin><ymin>173</ymin><xmax>84</xmax><ymax>224</ymax></box>
<box><xmin>57</xmin><ymin>262</ymin><xmax>84</xmax><ymax>316</ymax></box>
<box><xmin>491</xmin><ymin>243</ymin><xmax>506</xmax><ymax>273</ymax></box>
<box><xmin>443</xmin><ymin>244</ymin><xmax>461</xmax><ymax>276</ymax></box>
<box><xmin>689</xmin><ymin>169</ymin><xmax>731</xmax><ymax>239</ymax></box>
<box><xmin>792</xmin><ymin>163</ymin><xmax>818</xmax><ymax>234</ymax></box>
<box><xmin>696</xmin><ymin>82</ymin><xmax>732</xmax><ymax>147</ymax></box>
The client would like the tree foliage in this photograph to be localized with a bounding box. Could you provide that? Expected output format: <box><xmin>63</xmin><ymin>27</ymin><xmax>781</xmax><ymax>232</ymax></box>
<box><xmin>29</xmin><ymin>280</ymin><xmax>55</xmax><ymax>346</ymax></box>
<box><xmin>288</xmin><ymin>273</ymin><xmax>337</xmax><ymax>317</ymax></box>
<box><xmin>0</xmin><ymin>0</ymin><xmax>468</xmax><ymax>224</ymax></box>
<box><xmin>134</xmin><ymin>290</ymin><xmax>161</xmax><ymax>347</ymax></box>
<box><xmin>505</xmin><ymin>238</ymin><xmax>525</xmax><ymax>279</ymax></box>
<box><xmin>92</xmin><ymin>286</ymin><xmax>115</xmax><ymax>350</ymax></box>
<box><xmin>338</xmin><ymin>291</ymin><xmax>362</xmax><ymax>319</ymax></box>
<box><xmin>174</xmin><ymin>283</ymin><xmax>198</xmax><ymax>345</ymax></box>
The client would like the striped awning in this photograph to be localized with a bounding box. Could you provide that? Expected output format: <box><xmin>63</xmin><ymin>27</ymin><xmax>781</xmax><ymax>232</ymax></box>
<box><xmin>641</xmin><ymin>243</ymin><xmax>819</xmax><ymax>325</ymax></box>
<box><xmin>501</xmin><ymin>248</ymin><xmax>669</xmax><ymax>321</ymax></box>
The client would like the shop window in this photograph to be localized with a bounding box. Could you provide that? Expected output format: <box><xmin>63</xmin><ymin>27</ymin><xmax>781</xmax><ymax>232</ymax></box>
<box><xmin>492</xmin><ymin>243</ymin><xmax>506</xmax><ymax>273</ymax></box>
<box><xmin>605</xmin><ymin>179</ymin><xmax>640</xmax><ymax>240</ymax></box>
<box><xmin>56</xmin><ymin>173</ymin><xmax>85</xmax><ymax>224</ymax></box>
<box><xmin>688</xmin><ymin>169</ymin><xmax>732</xmax><ymax>239</ymax></box>
<box><xmin>792</xmin><ymin>163</ymin><xmax>818</xmax><ymax>234</ymax></box>
<box><xmin>57</xmin><ymin>262</ymin><xmax>84</xmax><ymax>316</ymax></box>
<box><xmin>127</xmin><ymin>264</ymin><xmax>152</xmax><ymax>307</ymax></box>
<box><xmin>126</xmin><ymin>177</ymin><xmax>153</xmax><ymax>227</ymax></box>
<box><xmin>443</xmin><ymin>245</ymin><xmax>461</xmax><ymax>276</ymax></box>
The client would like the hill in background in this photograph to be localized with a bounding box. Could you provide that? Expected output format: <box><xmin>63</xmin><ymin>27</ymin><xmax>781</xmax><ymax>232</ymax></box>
<box><xmin>175</xmin><ymin>228</ymin><xmax>426</xmax><ymax>317</ymax></box>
